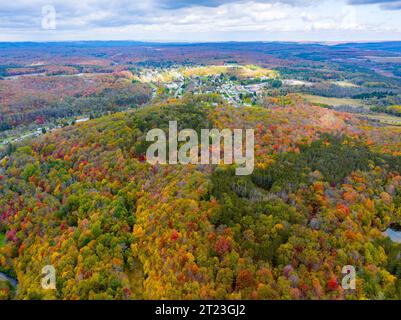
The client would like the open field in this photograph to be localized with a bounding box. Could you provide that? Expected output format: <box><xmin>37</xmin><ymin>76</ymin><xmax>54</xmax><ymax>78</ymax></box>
<box><xmin>358</xmin><ymin>113</ymin><xmax>401</xmax><ymax>126</ymax></box>
<box><xmin>331</xmin><ymin>81</ymin><xmax>359</xmax><ymax>88</ymax></box>
<box><xmin>301</xmin><ymin>94</ymin><xmax>366</xmax><ymax>107</ymax></box>
<box><xmin>182</xmin><ymin>65</ymin><xmax>278</xmax><ymax>79</ymax></box>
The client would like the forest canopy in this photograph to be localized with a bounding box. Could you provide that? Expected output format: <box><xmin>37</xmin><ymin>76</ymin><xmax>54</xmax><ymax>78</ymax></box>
<box><xmin>2</xmin><ymin>94</ymin><xmax>401</xmax><ymax>299</ymax></box>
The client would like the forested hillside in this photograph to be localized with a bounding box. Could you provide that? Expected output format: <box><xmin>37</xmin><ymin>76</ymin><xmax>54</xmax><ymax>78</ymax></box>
<box><xmin>1</xmin><ymin>94</ymin><xmax>401</xmax><ymax>299</ymax></box>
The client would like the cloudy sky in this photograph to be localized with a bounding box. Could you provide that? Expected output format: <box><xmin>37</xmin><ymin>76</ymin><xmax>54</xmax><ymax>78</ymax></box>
<box><xmin>1</xmin><ymin>0</ymin><xmax>401</xmax><ymax>42</ymax></box>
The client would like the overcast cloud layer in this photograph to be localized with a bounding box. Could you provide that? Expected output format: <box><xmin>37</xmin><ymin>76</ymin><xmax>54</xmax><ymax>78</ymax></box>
<box><xmin>1</xmin><ymin>0</ymin><xmax>401</xmax><ymax>41</ymax></box>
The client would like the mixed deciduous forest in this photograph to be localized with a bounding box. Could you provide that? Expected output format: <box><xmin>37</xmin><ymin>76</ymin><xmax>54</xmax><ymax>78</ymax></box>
<box><xmin>1</xmin><ymin>42</ymin><xmax>401</xmax><ymax>299</ymax></box>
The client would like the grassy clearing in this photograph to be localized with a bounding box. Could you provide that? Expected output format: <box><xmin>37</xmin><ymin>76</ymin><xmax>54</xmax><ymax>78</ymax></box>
<box><xmin>240</xmin><ymin>65</ymin><xmax>278</xmax><ymax>78</ymax></box>
<box><xmin>182</xmin><ymin>65</ymin><xmax>229</xmax><ymax>77</ymax></box>
<box><xmin>183</xmin><ymin>65</ymin><xmax>278</xmax><ymax>79</ymax></box>
<box><xmin>358</xmin><ymin>113</ymin><xmax>401</xmax><ymax>126</ymax></box>
<box><xmin>364</xmin><ymin>56</ymin><xmax>401</xmax><ymax>63</ymax></box>
<box><xmin>301</xmin><ymin>94</ymin><xmax>365</xmax><ymax>107</ymax></box>
<box><xmin>332</xmin><ymin>81</ymin><xmax>359</xmax><ymax>88</ymax></box>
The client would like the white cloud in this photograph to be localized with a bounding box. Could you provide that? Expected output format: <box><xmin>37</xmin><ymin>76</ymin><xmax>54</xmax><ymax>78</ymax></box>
<box><xmin>0</xmin><ymin>0</ymin><xmax>400</xmax><ymax>41</ymax></box>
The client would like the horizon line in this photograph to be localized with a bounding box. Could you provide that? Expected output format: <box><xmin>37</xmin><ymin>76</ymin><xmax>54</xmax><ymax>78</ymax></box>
<box><xmin>1</xmin><ymin>39</ymin><xmax>401</xmax><ymax>45</ymax></box>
